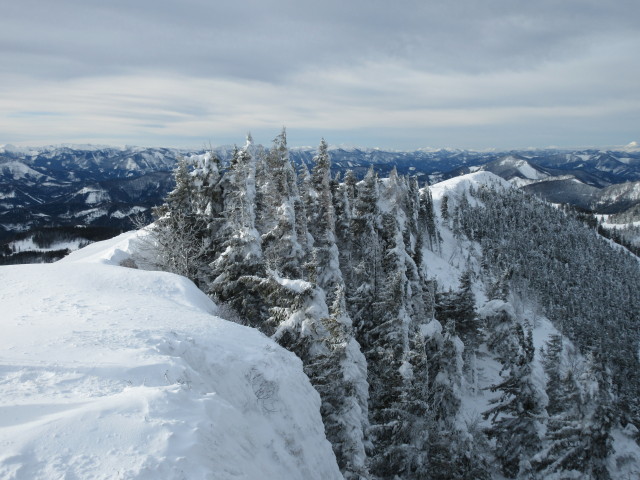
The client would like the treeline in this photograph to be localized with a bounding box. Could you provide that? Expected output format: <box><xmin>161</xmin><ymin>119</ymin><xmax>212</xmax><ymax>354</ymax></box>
<box><xmin>0</xmin><ymin>226</ymin><xmax>124</xmax><ymax>264</ymax></box>
<box><xmin>0</xmin><ymin>249</ymin><xmax>71</xmax><ymax>265</ymax></box>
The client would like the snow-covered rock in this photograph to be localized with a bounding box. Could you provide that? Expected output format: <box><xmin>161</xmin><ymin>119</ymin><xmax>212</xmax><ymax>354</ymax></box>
<box><xmin>0</xmin><ymin>233</ymin><xmax>341</xmax><ymax>479</ymax></box>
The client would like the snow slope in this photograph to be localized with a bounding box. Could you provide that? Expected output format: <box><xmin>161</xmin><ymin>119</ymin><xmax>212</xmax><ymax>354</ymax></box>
<box><xmin>430</xmin><ymin>170</ymin><xmax>512</xmax><ymax>201</ymax></box>
<box><xmin>427</xmin><ymin>172</ymin><xmax>640</xmax><ymax>478</ymax></box>
<box><xmin>0</xmin><ymin>232</ymin><xmax>341</xmax><ymax>479</ymax></box>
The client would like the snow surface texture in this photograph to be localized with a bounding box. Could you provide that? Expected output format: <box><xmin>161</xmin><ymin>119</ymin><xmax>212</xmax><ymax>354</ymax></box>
<box><xmin>0</xmin><ymin>232</ymin><xmax>341</xmax><ymax>479</ymax></box>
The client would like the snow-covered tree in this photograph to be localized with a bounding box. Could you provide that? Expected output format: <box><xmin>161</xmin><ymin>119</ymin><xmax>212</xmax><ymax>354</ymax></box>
<box><xmin>152</xmin><ymin>153</ymin><xmax>222</xmax><ymax>286</ymax></box>
<box><xmin>208</xmin><ymin>138</ymin><xmax>266</xmax><ymax>325</ymax></box>
<box><xmin>256</xmin><ymin>128</ymin><xmax>305</xmax><ymax>279</ymax></box>
<box><xmin>483</xmin><ymin>307</ymin><xmax>546</xmax><ymax>479</ymax></box>
<box><xmin>348</xmin><ymin>167</ymin><xmax>381</xmax><ymax>336</ymax></box>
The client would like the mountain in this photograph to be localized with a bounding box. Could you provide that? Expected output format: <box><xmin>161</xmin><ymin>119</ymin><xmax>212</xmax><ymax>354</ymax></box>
<box><xmin>470</xmin><ymin>155</ymin><xmax>640</xmax><ymax>219</ymax></box>
<box><xmin>0</xmin><ymin>145</ymin><xmax>188</xmax><ymax>240</ymax></box>
<box><xmin>3</xmin><ymin>160</ymin><xmax>640</xmax><ymax>478</ymax></box>
<box><xmin>3</xmin><ymin>143</ymin><xmax>640</xmax><ymax>262</ymax></box>
<box><xmin>594</xmin><ymin>181</ymin><xmax>640</xmax><ymax>213</ymax></box>
<box><xmin>148</xmin><ymin>138</ymin><xmax>640</xmax><ymax>480</ymax></box>
<box><xmin>0</xmin><ymin>231</ymin><xmax>342</xmax><ymax>479</ymax></box>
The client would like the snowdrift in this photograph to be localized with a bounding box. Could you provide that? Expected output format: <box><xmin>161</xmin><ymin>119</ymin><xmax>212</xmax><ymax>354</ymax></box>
<box><xmin>0</xmin><ymin>233</ymin><xmax>341</xmax><ymax>479</ymax></box>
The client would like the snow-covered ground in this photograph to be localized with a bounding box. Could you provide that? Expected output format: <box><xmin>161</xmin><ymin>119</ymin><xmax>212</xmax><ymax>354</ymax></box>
<box><xmin>0</xmin><ymin>232</ymin><xmax>341</xmax><ymax>479</ymax></box>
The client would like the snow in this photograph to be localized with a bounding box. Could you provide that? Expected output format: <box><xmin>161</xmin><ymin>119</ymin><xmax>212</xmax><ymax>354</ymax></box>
<box><xmin>0</xmin><ymin>234</ymin><xmax>341</xmax><ymax>479</ymax></box>
<box><xmin>0</xmin><ymin>190</ymin><xmax>16</xmax><ymax>199</ymax></box>
<box><xmin>429</xmin><ymin>171</ymin><xmax>512</xmax><ymax>203</ymax></box>
<box><xmin>0</xmin><ymin>161</ymin><xmax>48</xmax><ymax>181</ymax></box>
<box><xmin>508</xmin><ymin>177</ymin><xmax>536</xmax><ymax>188</ymax></box>
<box><xmin>111</xmin><ymin>206</ymin><xmax>148</xmax><ymax>219</ymax></box>
<box><xmin>125</xmin><ymin>158</ymin><xmax>142</xmax><ymax>171</ymax></box>
<box><xmin>422</xmin><ymin>172</ymin><xmax>640</xmax><ymax>478</ymax></box>
<box><xmin>0</xmin><ymin>144</ymin><xmax>37</xmax><ymax>155</ymax></box>
<box><xmin>498</xmin><ymin>157</ymin><xmax>546</xmax><ymax>180</ymax></box>
<box><xmin>611</xmin><ymin>426</ymin><xmax>640</xmax><ymax>479</ymax></box>
<box><xmin>75</xmin><ymin>187</ymin><xmax>110</xmax><ymax>204</ymax></box>
<box><xmin>61</xmin><ymin>207</ymin><xmax>109</xmax><ymax>222</ymax></box>
<box><xmin>421</xmin><ymin>319</ymin><xmax>443</xmax><ymax>339</ymax></box>
<box><xmin>621</xmin><ymin>141</ymin><xmax>640</xmax><ymax>152</ymax></box>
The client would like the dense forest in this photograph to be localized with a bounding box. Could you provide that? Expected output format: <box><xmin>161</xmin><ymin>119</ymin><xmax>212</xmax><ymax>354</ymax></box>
<box><xmin>147</xmin><ymin>130</ymin><xmax>640</xmax><ymax>479</ymax></box>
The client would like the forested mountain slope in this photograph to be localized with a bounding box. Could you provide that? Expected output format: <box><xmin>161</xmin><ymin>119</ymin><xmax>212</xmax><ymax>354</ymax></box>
<box><xmin>145</xmin><ymin>132</ymin><xmax>640</xmax><ymax>479</ymax></box>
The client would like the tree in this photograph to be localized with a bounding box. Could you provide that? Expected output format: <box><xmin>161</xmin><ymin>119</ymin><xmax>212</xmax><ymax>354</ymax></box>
<box><xmin>535</xmin><ymin>335</ymin><xmax>589</xmax><ymax>478</ymax></box>
<box><xmin>363</xmin><ymin>206</ymin><xmax>433</xmax><ymax>479</ymax></box>
<box><xmin>151</xmin><ymin>153</ymin><xmax>222</xmax><ymax>286</ymax></box>
<box><xmin>581</xmin><ymin>351</ymin><xmax>615</xmax><ymax>480</ymax></box>
<box><xmin>259</xmin><ymin>274</ymin><xmax>370</xmax><ymax>480</ymax></box>
<box><xmin>347</xmin><ymin>167</ymin><xmax>381</xmax><ymax>337</ymax></box>
<box><xmin>208</xmin><ymin>138</ymin><xmax>266</xmax><ymax>326</ymax></box>
<box><xmin>306</xmin><ymin>139</ymin><xmax>343</xmax><ymax>302</ymax></box>
<box><xmin>483</xmin><ymin>305</ymin><xmax>546</xmax><ymax>479</ymax></box>
<box><xmin>440</xmin><ymin>194</ymin><xmax>450</xmax><ymax>222</ymax></box>
<box><xmin>313</xmin><ymin>285</ymin><xmax>370</xmax><ymax>480</ymax></box>
<box><xmin>257</xmin><ymin>128</ymin><xmax>305</xmax><ymax>279</ymax></box>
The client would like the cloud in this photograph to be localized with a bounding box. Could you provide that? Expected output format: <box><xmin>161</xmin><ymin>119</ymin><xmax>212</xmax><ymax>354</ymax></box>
<box><xmin>1</xmin><ymin>0</ymin><xmax>639</xmax><ymax>148</ymax></box>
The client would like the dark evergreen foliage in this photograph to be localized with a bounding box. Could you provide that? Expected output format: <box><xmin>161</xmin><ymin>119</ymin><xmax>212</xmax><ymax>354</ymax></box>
<box><xmin>457</xmin><ymin>185</ymin><xmax>640</xmax><ymax>427</ymax></box>
<box><xmin>150</xmin><ymin>133</ymin><xmax>640</xmax><ymax>479</ymax></box>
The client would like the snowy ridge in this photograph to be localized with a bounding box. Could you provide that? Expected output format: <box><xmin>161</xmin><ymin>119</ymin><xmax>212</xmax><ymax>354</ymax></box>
<box><xmin>429</xmin><ymin>171</ymin><xmax>512</xmax><ymax>202</ymax></box>
<box><xmin>0</xmin><ymin>232</ymin><xmax>341</xmax><ymax>479</ymax></box>
<box><xmin>497</xmin><ymin>156</ymin><xmax>548</xmax><ymax>180</ymax></box>
<box><xmin>596</xmin><ymin>181</ymin><xmax>640</xmax><ymax>205</ymax></box>
<box><xmin>0</xmin><ymin>160</ymin><xmax>51</xmax><ymax>181</ymax></box>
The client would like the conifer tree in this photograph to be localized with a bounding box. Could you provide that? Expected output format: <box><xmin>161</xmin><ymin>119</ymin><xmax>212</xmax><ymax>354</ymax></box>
<box><xmin>208</xmin><ymin>138</ymin><xmax>266</xmax><ymax>325</ymax></box>
<box><xmin>306</xmin><ymin>139</ymin><xmax>343</xmax><ymax>301</ymax></box>
<box><xmin>257</xmin><ymin>274</ymin><xmax>370</xmax><ymax>480</ymax></box>
<box><xmin>581</xmin><ymin>351</ymin><xmax>615</xmax><ymax>480</ymax></box>
<box><xmin>364</xmin><ymin>207</ymin><xmax>432</xmax><ymax>480</ymax></box>
<box><xmin>332</xmin><ymin>171</ymin><xmax>354</xmax><ymax>283</ymax></box>
<box><xmin>313</xmin><ymin>286</ymin><xmax>371</xmax><ymax>480</ymax></box>
<box><xmin>440</xmin><ymin>194</ymin><xmax>450</xmax><ymax>223</ymax></box>
<box><xmin>348</xmin><ymin>167</ymin><xmax>381</xmax><ymax>335</ymax></box>
<box><xmin>152</xmin><ymin>153</ymin><xmax>222</xmax><ymax>286</ymax></box>
<box><xmin>418</xmin><ymin>186</ymin><xmax>439</xmax><ymax>251</ymax></box>
<box><xmin>257</xmin><ymin>128</ymin><xmax>304</xmax><ymax>279</ymax></box>
<box><xmin>269</xmin><ymin>139</ymin><xmax>370</xmax><ymax>479</ymax></box>
<box><xmin>484</xmin><ymin>316</ymin><xmax>546</xmax><ymax>479</ymax></box>
<box><xmin>535</xmin><ymin>335</ymin><xmax>589</xmax><ymax>478</ymax></box>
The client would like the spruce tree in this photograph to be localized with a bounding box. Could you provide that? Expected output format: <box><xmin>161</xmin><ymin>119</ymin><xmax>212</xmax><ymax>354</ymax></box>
<box><xmin>257</xmin><ymin>128</ymin><xmax>305</xmax><ymax>279</ymax></box>
<box><xmin>152</xmin><ymin>153</ymin><xmax>222</xmax><ymax>286</ymax></box>
<box><xmin>535</xmin><ymin>335</ymin><xmax>590</xmax><ymax>478</ymax></box>
<box><xmin>347</xmin><ymin>167</ymin><xmax>381</xmax><ymax>336</ymax></box>
<box><xmin>208</xmin><ymin>138</ymin><xmax>266</xmax><ymax>326</ymax></box>
<box><xmin>307</xmin><ymin>139</ymin><xmax>343</xmax><ymax>302</ymax></box>
<box><xmin>364</xmin><ymin>206</ymin><xmax>432</xmax><ymax>480</ymax></box>
<box><xmin>483</xmin><ymin>306</ymin><xmax>546</xmax><ymax>479</ymax></box>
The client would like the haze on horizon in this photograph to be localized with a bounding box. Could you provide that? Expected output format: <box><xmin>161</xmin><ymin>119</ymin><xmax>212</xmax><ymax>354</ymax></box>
<box><xmin>1</xmin><ymin>1</ymin><xmax>639</xmax><ymax>151</ymax></box>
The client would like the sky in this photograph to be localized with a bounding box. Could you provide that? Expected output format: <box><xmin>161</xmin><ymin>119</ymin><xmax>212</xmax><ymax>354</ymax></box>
<box><xmin>1</xmin><ymin>0</ymin><xmax>639</xmax><ymax>150</ymax></box>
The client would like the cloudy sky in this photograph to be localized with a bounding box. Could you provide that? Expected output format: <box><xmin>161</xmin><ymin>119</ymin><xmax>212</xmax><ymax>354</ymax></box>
<box><xmin>2</xmin><ymin>0</ymin><xmax>639</xmax><ymax>150</ymax></box>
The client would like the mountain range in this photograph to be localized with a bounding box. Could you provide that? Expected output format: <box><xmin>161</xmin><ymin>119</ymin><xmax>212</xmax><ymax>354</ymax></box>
<box><xmin>2</xmin><ymin>143</ymin><xmax>640</xmax><ymax>260</ymax></box>
<box><xmin>2</xmin><ymin>144</ymin><xmax>640</xmax><ymax>478</ymax></box>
